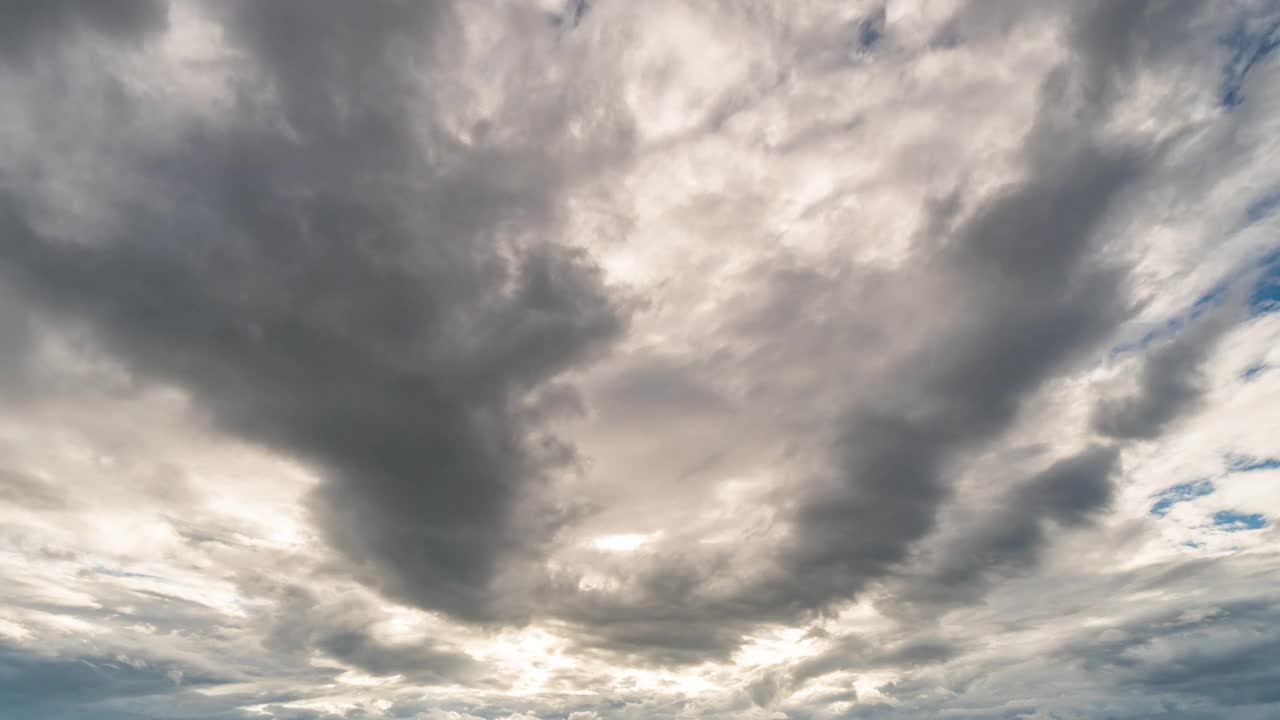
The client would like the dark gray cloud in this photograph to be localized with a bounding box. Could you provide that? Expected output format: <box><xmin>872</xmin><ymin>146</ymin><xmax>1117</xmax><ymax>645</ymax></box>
<box><xmin>0</xmin><ymin>0</ymin><xmax>626</xmax><ymax>625</ymax></box>
<box><xmin>1014</xmin><ymin>445</ymin><xmax>1119</xmax><ymax>527</ymax></box>
<box><xmin>1056</xmin><ymin>597</ymin><xmax>1280</xmax><ymax>711</ymax></box>
<box><xmin>741</xmin><ymin>91</ymin><xmax>1140</xmax><ymax>617</ymax></box>
<box><xmin>0</xmin><ymin>0</ymin><xmax>167</xmax><ymax>65</ymax></box>
<box><xmin>921</xmin><ymin>446</ymin><xmax>1119</xmax><ymax>603</ymax></box>
<box><xmin>1095</xmin><ymin>303</ymin><xmax>1241</xmax><ymax>440</ymax></box>
<box><xmin>525</xmin><ymin>0</ymin><xmax>1195</xmax><ymax>663</ymax></box>
<box><xmin>1069</xmin><ymin>0</ymin><xmax>1201</xmax><ymax>105</ymax></box>
<box><xmin>315</xmin><ymin>629</ymin><xmax>479</xmax><ymax>682</ymax></box>
<box><xmin>211</xmin><ymin>0</ymin><xmax>446</xmax><ymax>152</ymax></box>
<box><xmin>0</xmin><ymin>1</ymin><xmax>1276</xmax><ymax>718</ymax></box>
<box><xmin>544</xmin><ymin>540</ymin><xmax>768</xmax><ymax>664</ymax></box>
<box><xmin>252</xmin><ymin>581</ymin><xmax>481</xmax><ymax>684</ymax></box>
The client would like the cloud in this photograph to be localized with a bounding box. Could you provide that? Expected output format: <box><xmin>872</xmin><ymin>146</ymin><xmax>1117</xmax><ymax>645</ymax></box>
<box><xmin>0</xmin><ymin>0</ymin><xmax>167</xmax><ymax>66</ymax></box>
<box><xmin>553</xmin><ymin>2</ymin><xmax>1153</xmax><ymax>649</ymax></box>
<box><xmin>0</xmin><ymin>468</ymin><xmax>70</xmax><ymax>510</ymax></box>
<box><xmin>0</xmin><ymin>0</ymin><xmax>628</xmax><ymax>624</ymax></box>
<box><xmin>1054</xmin><ymin>596</ymin><xmax>1280</xmax><ymax>711</ymax></box>
<box><xmin>915</xmin><ymin>446</ymin><xmax>1120</xmax><ymax>604</ymax></box>
<box><xmin>0</xmin><ymin>1</ymin><xmax>1278</xmax><ymax>719</ymax></box>
<box><xmin>1095</xmin><ymin>300</ymin><xmax>1244</xmax><ymax>440</ymax></box>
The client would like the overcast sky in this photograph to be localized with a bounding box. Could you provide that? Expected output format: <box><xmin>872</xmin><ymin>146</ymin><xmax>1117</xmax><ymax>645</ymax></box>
<box><xmin>1</xmin><ymin>1</ymin><xmax>1280</xmax><ymax>719</ymax></box>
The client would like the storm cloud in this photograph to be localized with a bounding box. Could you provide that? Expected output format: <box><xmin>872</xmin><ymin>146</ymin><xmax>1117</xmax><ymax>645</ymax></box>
<box><xmin>0</xmin><ymin>0</ymin><xmax>626</xmax><ymax>623</ymax></box>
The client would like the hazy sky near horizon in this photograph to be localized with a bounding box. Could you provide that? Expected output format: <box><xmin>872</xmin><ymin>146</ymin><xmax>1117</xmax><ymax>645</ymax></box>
<box><xmin>2</xmin><ymin>1</ymin><xmax>1280</xmax><ymax>719</ymax></box>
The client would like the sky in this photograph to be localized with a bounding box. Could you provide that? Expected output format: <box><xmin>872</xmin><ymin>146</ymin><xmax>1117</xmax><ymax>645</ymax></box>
<box><xmin>1</xmin><ymin>1</ymin><xmax>1279</xmax><ymax>719</ymax></box>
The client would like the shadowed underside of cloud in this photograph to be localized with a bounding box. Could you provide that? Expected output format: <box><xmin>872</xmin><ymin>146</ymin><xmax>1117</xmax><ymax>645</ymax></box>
<box><xmin>1055</xmin><ymin>596</ymin><xmax>1280</xmax><ymax>709</ymax></box>
<box><xmin>0</xmin><ymin>0</ymin><xmax>167</xmax><ymax>66</ymax></box>
<box><xmin>914</xmin><ymin>445</ymin><xmax>1120</xmax><ymax>604</ymax></box>
<box><xmin>772</xmin><ymin>143</ymin><xmax>1137</xmax><ymax>609</ymax></box>
<box><xmin>1094</xmin><ymin>297</ymin><xmax>1245</xmax><ymax>440</ymax></box>
<box><xmin>0</xmin><ymin>0</ymin><xmax>626</xmax><ymax>624</ymax></box>
<box><xmin>548</xmin><ymin>2</ymin><xmax>1155</xmax><ymax>654</ymax></box>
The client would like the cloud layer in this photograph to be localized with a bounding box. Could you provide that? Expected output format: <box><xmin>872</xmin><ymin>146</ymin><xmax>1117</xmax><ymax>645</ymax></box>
<box><xmin>1</xmin><ymin>1</ymin><xmax>1279</xmax><ymax>719</ymax></box>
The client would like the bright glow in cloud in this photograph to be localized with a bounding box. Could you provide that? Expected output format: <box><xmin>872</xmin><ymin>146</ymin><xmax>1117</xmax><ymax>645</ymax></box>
<box><xmin>588</xmin><ymin>533</ymin><xmax>655</xmax><ymax>552</ymax></box>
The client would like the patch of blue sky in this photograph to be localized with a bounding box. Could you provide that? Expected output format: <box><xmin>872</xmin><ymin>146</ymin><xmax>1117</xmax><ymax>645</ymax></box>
<box><xmin>547</xmin><ymin>0</ymin><xmax>590</xmax><ymax>30</ymax></box>
<box><xmin>1109</xmin><ymin>245</ymin><xmax>1279</xmax><ymax>360</ymax></box>
<box><xmin>858</xmin><ymin>8</ymin><xmax>886</xmax><ymax>50</ymax></box>
<box><xmin>1211</xmin><ymin>510</ymin><xmax>1267</xmax><ymax>531</ymax></box>
<box><xmin>1244</xmin><ymin>188</ymin><xmax>1280</xmax><ymax>225</ymax></box>
<box><xmin>1220</xmin><ymin>18</ymin><xmax>1280</xmax><ymax>108</ymax></box>
<box><xmin>1108</xmin><ymin>287</ymin><xmax>1225</xmax><ymax>357</ymax></box>
<box><xmin>1151</xmin><ymin>480</ymin><xmax>1215</xmax><ymax>517</ymax></box>
<box><xmin>1226</xmin><ymin>454</ymin><xmax>1280</xmax><ymax>473</ymax></box>
<box><xmin>1249</xmin><ymin>250</ymin><xmax>1280</xmax><ymax>316</ymax></box>
<box><xmin>1241</xmin><ymin>363</ymin><xmax>1270</xmax><ymax>381</ymax></box>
